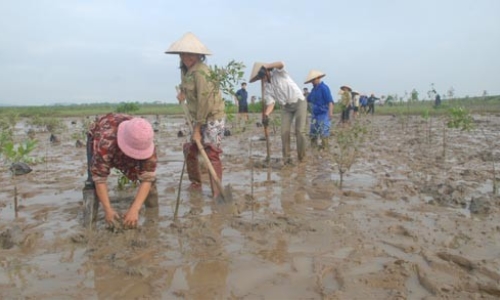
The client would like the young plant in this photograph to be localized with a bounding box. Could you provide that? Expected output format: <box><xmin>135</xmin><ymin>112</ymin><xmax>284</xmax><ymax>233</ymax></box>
<box><xmin>2</xmin><ymin>139</ymin><xmax>40</xmax><ymax>164</ymax></box>
<box><xmin>328</xmin><ymin>122</ymin><xmax>368</xmax><ymax>189</ymax></box>
<box><xmin>442</xmin><ymin>106</ymin><xmax>474</xmax><ymax>160</ymax></box>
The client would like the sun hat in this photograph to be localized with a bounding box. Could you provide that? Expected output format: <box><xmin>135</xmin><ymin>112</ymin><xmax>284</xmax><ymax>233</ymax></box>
<box><xmin>117</xmin><ymin>118</ymin><xmax>155</xmax><ymax>160</ymax></box>
<box><xmin>165</xmin><ymin>32</ymin><xmax>212</xmax><ymax>55</ymax></box>
<box><xmin>249</xmin><ymin>62</ymin><xmax>266</xmax><ymax>83</ymax></box>
<box><xmin>304</xmin><ymin>70</ymin><xmax>326</xmax><ymax>84</ymax></box>
<box><xmin>352</xmin><ymin>90</ymin><xmax>360</xmax><ymax>95</ymax></box>
<box><xmin>340</xmin><ymin>85</ymin><xmax>352</xmax><ymax>92</ymax></box>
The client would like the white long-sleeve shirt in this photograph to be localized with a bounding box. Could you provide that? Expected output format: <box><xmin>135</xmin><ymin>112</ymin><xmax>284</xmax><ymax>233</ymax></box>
<box><xmin>264</xmin><ymin>66</ymin><xmax>304</xmax><ymax>106</ymax></box>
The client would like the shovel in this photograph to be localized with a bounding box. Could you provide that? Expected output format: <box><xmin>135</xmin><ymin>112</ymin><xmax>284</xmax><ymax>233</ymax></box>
<box><xmin>261</xmin><ymin>80</ymin><xmax>271</xmax><ymax>163</ymax></box>
<box><xmin>82</xmin><ymin>185</ymin><xmax>99</xmax><ymax>228</ymax></box>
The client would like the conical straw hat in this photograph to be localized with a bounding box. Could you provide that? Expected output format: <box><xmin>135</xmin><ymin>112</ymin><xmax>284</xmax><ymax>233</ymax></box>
<box><xmin>304</xmin><ymin>69</ymin><xmax>325</xmax><ymax>84</ymax></box>
<box><xmin>165</xmin><ymin>32</ymin><xmax>212</xmax><ymax>55</ymax></box>
<box><xmin>249</xmin><ymin>62</ymin><xmax>266</xmax><ymax>83</ymax></box>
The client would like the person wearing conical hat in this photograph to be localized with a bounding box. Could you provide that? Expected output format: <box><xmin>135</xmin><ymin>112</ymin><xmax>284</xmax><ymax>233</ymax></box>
<box><xmin>304</xmin><ymin>70</ymin><xmax>334</xmax><ymax>149</ymax></box>
<box><xmin>165</xmin><ymin>32</ymin><xmax>225</xmax><ymax>198</ymax></box>
<box><xmin>339</xmin><ymin>85</ymin><xmax>352</xmax><ymax>124</ymax></box>
<box><xmin>351</xmin><ymin>90</ymin><xmax>360</xmax><ymax>120</ymax></box>
<box><xmin>249</xmin><ymin>61</ymin><xmax>307</xmax><ymax>165</ymax></box>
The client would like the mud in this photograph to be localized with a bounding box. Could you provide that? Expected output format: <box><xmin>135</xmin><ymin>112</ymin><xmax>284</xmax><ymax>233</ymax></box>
<box><xmin>1</xmin><ymin>114</ymin><xmax>500</xmax><ymax>299</ymax></box>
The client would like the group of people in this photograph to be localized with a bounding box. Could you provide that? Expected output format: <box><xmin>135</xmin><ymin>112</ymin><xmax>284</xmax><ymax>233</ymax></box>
<box><xmin>83</xmin><ymin>32</ymin><xmax>381</xmax><ymax>228</ymax></box>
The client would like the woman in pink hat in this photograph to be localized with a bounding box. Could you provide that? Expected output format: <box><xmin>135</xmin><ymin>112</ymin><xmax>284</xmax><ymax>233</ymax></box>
<box><xmin>85</xmin><ymin>113</ymin><xmax>157</xmax><ymax>228</ymax></box>
<box><xmin>165</xmin><ymin>32</ymin><xmax>226</xmax><ymax>198</ymax></box>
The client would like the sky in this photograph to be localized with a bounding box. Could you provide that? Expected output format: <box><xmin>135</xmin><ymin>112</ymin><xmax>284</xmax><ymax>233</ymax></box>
<box><xmin>0</xmin><ymin>0</ymin><xmax>499</xmax><ymax>106</ymax></box>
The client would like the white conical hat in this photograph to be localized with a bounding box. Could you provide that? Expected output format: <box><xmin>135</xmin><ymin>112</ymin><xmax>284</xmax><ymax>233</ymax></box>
<box><xmin>165</xmin><ymin>32</ymin><xmax>212</xmax><ymax>55</ymax></box>
<box><xmin>304</xmin><ymin>69</ymin><xmax>325</xmax><ymax>84</ymax></box>
<box><xmin>249</xmin><ymin>62</ymin><xmax>266</xmax><ymax>83</ymax></box>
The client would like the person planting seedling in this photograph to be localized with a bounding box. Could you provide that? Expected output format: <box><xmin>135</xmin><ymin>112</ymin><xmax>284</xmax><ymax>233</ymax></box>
<box><xmin>84</xmin><ymin>113</ymin><xmax>158</xmax><ymax>228</ymax></box>
<box><xmin>249</xmin><ymin>61</ymin><xmax>307</xmax><ymax>166</ymax></box>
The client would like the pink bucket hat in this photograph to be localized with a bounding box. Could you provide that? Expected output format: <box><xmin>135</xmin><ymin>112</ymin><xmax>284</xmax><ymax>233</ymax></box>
<box><xmin>117</xmin><ymin>118</ymin><xmax>155</xmax><ymax>160</ymax></box>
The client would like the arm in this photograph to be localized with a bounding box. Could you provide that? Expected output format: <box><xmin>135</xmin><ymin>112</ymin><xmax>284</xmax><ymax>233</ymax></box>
<box><xmin>264</xmin><ymin>102</ymin><xmax>275</xmax><ymax>117</ymax></box>
<box><xmin>264</xmin><ymin>61</ymin><xmax>284</xmax><ymax>70</ymax></box>
<box><xmin>122</xmin><ymin>181</ymin><xmax>152</xmax><ymax>227</ymax></box>
<box><xmin>234</xmin><ymin>90</ymin><xmax>240</xmax><ymax>106</ymax></box>
<box><xmin>95</xmin><ymin>181</ymin><xmax>120</xmax><ymax>225</ymax></box>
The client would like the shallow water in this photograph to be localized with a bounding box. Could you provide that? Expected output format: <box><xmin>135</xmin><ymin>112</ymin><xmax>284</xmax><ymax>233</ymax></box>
<box><xmin>1</xmin><ymin>114</ymin><xmax>500</xmax><ymax>299</ymax></box>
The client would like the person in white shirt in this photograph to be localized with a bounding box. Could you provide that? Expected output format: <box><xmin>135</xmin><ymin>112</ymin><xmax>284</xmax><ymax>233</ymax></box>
<box><xmin>249</xmin><ymin>61</ymin><xmax>307</xmax><ymax>165</ymax></box>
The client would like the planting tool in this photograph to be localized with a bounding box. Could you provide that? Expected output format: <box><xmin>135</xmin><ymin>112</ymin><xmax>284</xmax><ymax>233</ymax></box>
<box><xmin>261</xmin><ymin>80</ymin><xmax>271</xmax><ymax>163</ymax></box>
<box><xmin>82</xmin><ymin>133</ymin><xmax>100</xmax><ymax>228</ymax></box>
<box><xmin>82</xmin><ymin>184</ymin><xmax>99</xmax><ymax>228</ymax></box>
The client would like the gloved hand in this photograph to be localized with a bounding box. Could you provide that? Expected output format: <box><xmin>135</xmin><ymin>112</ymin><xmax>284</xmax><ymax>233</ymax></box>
<box><xmin>262</xmin><ymin>115</ymin><xmax>270</xmax><ymax>127</ymax></box>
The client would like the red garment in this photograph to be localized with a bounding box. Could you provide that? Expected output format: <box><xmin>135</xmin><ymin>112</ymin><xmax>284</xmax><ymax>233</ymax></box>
<box><xmin>89</xmin><ymin>113</ymin><xmax>157</xmax><ymax>183</ymax></box>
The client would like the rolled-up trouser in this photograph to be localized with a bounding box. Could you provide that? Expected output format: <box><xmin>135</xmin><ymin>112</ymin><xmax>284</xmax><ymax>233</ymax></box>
<box><xmin>281</xmin><ymin>99</ymin><xmax>307</xmax><ymax>162</ymax></box>
<box><xmin>183</xmin><ymin>118</ymin><xmax>225</xmax><ymax>189</ymax></box>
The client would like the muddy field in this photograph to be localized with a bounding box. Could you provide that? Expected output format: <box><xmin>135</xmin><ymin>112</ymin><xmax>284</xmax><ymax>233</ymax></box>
<box><xmin>1</xmin><ymin>113</ymin><xmax>499</xmax><ymax>299</ymax></box>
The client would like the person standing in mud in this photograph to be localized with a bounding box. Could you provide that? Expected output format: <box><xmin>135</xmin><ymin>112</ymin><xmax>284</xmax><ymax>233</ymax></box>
<box><xmin>249</xmin><ymin>61</ymin><xmax>307</xmax><ymax>165</ymax></box>
<box><xmin>367</xmin><ymin>93</ymin><xmax>379</xmax><ymax>115</ymax></box>
<box><xmin>165</xmin><ymin>32</ymin><xmax>226</xmax><ymax>198</ymax></box>
<box><xmin>304</xmin><ymin>70</ymin><xmax>334</xmax><ymax>149</ymax></box>
<box><xmin>85</xmin><ymin>113</ymin><xmax>157</xmax><ymax>228</ymax></box>
<box><xmin>339</xmin><ymin>85</ymin><xmax>352</xmax><ymax>124</ymax></box>
<box><xmin>235</xmin><ymin>82</ymin><xmax>249</xmax><ymax>123</ymax></box>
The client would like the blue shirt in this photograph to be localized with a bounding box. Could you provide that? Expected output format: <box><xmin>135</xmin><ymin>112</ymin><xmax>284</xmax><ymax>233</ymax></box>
<box><xmin>307</xmin><ymin>82</ymin><xmax>334</xmax><ymax>115</ymax></box>
<box><xmin>235</xmin><ymin>88</ymin><xmax>248</xmax><ymax>106</ymax></box>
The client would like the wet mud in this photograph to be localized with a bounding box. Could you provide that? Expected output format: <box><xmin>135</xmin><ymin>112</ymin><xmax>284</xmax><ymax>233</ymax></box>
<box><xmin>1</xmin><ymin>114</ymin><xmax>499</xmax><ymax>299</ymax></box>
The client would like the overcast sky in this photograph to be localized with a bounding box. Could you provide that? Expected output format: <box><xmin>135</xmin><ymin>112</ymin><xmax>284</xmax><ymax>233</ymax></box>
<box><xmin>1</xmin><ymin>0</ymin><xmax>499</xmax><ymax>106</ymax></box>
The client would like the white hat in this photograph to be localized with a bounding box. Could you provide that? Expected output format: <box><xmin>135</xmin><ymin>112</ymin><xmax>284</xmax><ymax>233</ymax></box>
<box><xmin>304</xmin><ymin>70</ymin><xmax>326</xmax><ymax>84</ymax></box>
<box><xmin>165</xmin><ymin>32</ymin><xmax>212</xmax><ymax>55</ymax></box>
<box><xmin>249</xmin><ymin>62</ymin><xmax>266</xmax><ymax>83</ymax></box>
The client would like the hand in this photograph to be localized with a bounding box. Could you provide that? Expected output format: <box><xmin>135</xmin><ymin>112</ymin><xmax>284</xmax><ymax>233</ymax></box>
<box><xmin>177</xmin><ymin>91</ymin><xmax>185</xmax><ymax>103</ymax></box>
<box><xmin>104</xmin><ymin>208</ymin><xmax>121</xmax><ymax>226</ymax></box>
<box><xmin>192</xmin><ymin>130</ymin><xmax>202</xmax><ymax>143</ymax></box>
<box><xmin>123</xmin><ymin>208</ymin><xmax>140</xmax><ymax>228</ymax></box>
<box><xmin>262</xmin><ymin>115</ymin><xmax>270</xmax><ymax>127</ymax></box>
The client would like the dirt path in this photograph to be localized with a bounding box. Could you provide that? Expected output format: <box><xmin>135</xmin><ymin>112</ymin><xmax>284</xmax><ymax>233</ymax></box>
<box><xmin>1</xmin><ymin>113</ymin><xmax>499</xmax><ymax>299</ymax></box>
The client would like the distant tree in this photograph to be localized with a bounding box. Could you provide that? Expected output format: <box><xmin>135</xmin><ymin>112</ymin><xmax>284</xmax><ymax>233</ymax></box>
<box><xmin>447</xmin><ymin>87</ymin><xmax>455</xmax><ymax>99</ymax></box>
<box><xmin>116</xmin><ymin>102</ymin><xmax>140</xmax><ymax>113</ymax></box>
<box><xmin>427</xmin><ymin>83</ymin><xmax>437</xmax><ymax>100</ymax></box>
<box><xmin>410</xmin><ymin>89</ymin><xmax>419</xmax><ymax>102</ymax></box>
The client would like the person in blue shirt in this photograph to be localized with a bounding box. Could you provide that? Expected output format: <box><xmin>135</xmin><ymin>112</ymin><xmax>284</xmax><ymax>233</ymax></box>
<box><xmin>304</xmin><ymin>70</ymin><xmax>334</xmax><ymax>149</ymax></box>
<box><xmin>234</xmin><ymin>82</ymin><xmax>249</xmax><ymax>122</ymax></box>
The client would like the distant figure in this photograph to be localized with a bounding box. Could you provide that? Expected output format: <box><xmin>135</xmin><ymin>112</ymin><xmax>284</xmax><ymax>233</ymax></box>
<box><xmin>367</xmin><ymin>93</ymin><xmax>379</xmax><ymax>115</ymax></box>
<box><xmin>75</xmin><ymin>139</ymin><xmax>84</xmax><ymax>148</ymax></box>
<box><xmin>339</xmin><ymin>86</ymin><xmax>352</xmax><ymax>124</ymax></box>
<box><xmin>359</xmin><ymin>94</ymin><xmax>368</xmax><ymax>114</ymax></box>
<box><xmin>434</xmin><ymin>93</ymin><xmax>441</xmax><ymax>107</ymax></box>
<box><xmin>303</xmin><ymin>87</ymin><xmax>311</xmax><ymax>114</ymax></box>
<box><xmin>235</xmin><ymin>82</ymin><xmax>249</xmax><ymax>122</ymax></box>
<box><xmin>351</xmin><ymin>91</ymin><xmax>360</xmax><ymax>119</ymax></box>
<box><xmin>250</xmin><ymin>95</ymin><xmax>256</xmax><ymax>105</ymax></box>
<box><xmin>177</xmin><ymin>130</ymin><xmax>185</xmax><ymax>138</ymax></box>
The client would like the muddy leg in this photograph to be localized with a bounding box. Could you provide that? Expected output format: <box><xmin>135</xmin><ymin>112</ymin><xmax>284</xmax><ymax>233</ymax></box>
<box><xmin>183</xmin><ymin>142</ymin><xmax>201</xmax><ymax>189</ymax></box>
<box><xmin>205</xmin><ymin>144</ymin><xmax>223</xmax><ymax>198</ymax></box>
